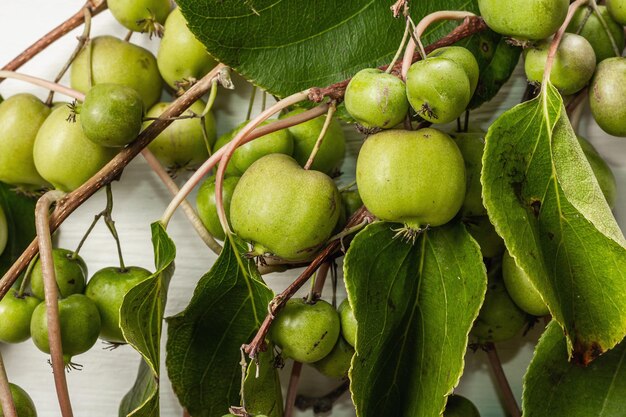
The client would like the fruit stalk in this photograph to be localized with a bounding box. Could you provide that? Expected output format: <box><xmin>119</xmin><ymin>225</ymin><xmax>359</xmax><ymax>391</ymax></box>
<box><xmin>0</xmin><ymin>351</ymin><xmax>17</xmax><ymax>417</ymax></box>
<box><xmin>589</xmin><ymin>1</ymin><xmax>623</xmax><ymax>57</ymax></box>
<box><xmin>304</xmin><ymin>103</ymin><xmax>336</xmax><ymax>170</ymax></box>
<box><xmin>284</xmin><ymin>361</ymin><xmax>304</xmax><ymax>417</ymax></box>
<box><xmin>0</xmin><ymin>71</ymin><xmax>85</xmax><ymax>101</ymax></box>
<box><xmin>485</xmin><ymin>343</ymin><xmax>521</xmax><ymax>417</ymax></box>
<box><xmin>35</xmin><ymin>190</ymin><xmax>73</xmax><ymax>417</ymax></box>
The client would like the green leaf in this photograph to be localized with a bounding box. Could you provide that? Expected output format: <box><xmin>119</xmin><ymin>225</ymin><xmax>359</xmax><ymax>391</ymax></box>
<box><xmin>482</xmin><ymin>83</ymin><xmax>626</xmax><ymax>364</ymax></box>
<box><xmin>166</xmin><ymin>235</ymin><xmax>276</xmax><ymax>417</ymax></box>
<box><xmin>0</xmin><ymin>182</ymin><xmax>36</xmax><ymax>276</ymax></box>
<box><xmin>344</xmin><ymin>221</ymin><xmax>487</xmax><ymax>417</ymax></box>
<box><xmin>523</xmin><ymin>321</ymin><xmax>626</xmax><ymax>417</ymax></box>
<box><xmin>244</xmin><ymin>345</ymin><xmax>283</xmax><ymax>417</ymax></box>
<box><xmin>119</xmin><ymin>222</ymin><xmax>175</xmax><ymax>417</ymax></box>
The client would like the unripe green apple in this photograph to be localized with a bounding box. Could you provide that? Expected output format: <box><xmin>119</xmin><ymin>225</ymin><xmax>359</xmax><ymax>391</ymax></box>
<box><xmin>465</xmin><ymin>216</ymin><xmax>505</xmax><ymax>259</ymax></box>
<box><xmin>145</xmin><ymin>100</ymin><xmax>216</xmax><ymax>171</ymax></box>
<box><xmin>70</xmin><ymin>36</ymin><xmax>163</xmax><ymax>108</ymax></box>
<box><xmin>281</xmin><ymin>108</ymin><xmax>346</xmax><ymax>175</ymax></box>
<box><xmin>108</xmin><ymin>0</ymin><xmax>171</xmax><ymax>32</ymax></box>
<box><xmin>269</xmin><ymin>298</ymin><xmax>340</xmax><ymax>363</ymax></box>
<box><xmin>524</xmin><ymin>33</ymin><xmax>596</xmax><ymax>95</ymax></box>
<box><xmin>344</xmin><ymin>68</ymin><xmax>409</xmax><ymax>129</ymax></box>
<box><xmin>567</xmin><ymin>6</ymin><xmax>625</xmax><ymax>63</ymax></box>
<box><xmin>589</xmin><ymin>57</ymin><xmax>626</xmax><ymax>137</ymax></box>
<box><xmin>338</xmin><ymin>298</ymin><xmax>357</xmax><ymax>348</ymax></box>
<box><xmin>0</xmin><ymin>383</ymin><xmax>37</xmax><ymax>417</ymax></box>
<box><xmin>158</xmin><ymin>8</ymin><xmax>216</xmax><ymax>89</ymax></box>
<box><xmin>0</xmin><ymin>94</ymin><xmax>51</xmax><ymax>189</ymax></box>
<box><xmin>0</xmin><ymin>205</ymin><xmax>7</xmax><ymax>256</ymax></box>
<box><xmin>29</xmin><ymin>248</ymin><xmax>88</xmax><ymax>300</ymax></box>
<box><xmin>577</xmin><ymin>136</ymin><xmax>617</xmax><ymax>208</ymax></box>
<box><xmin>341</xmin><ymin>189</ymin><xmax>363</xmax><ymax>220</ymax></box>
<box><xmin>607</xmin><ymin>0</ymin><xmax>626</xmax><ymax>25</ymax></box>
<box><xmin>427</xmin><ymin>46</ymin><xmax>480</xmax><ymax>96</ymax></box>
<box><xmin>478</xmin><ymin>0</ymin><xmax>569</xmax><ymax>40</ymax></box>
<box><xmin>33</xmin><ymin>106</ymin><xmax>117</xmax><ymax>192</ymax></box>
<box><xmin>80</xmin><ymin>83</ymin><xmax>144</xmax><ymax>148</ymax></box>
<box><xmin>502</xmin><ymin>250</ymin><xmax>549</xmax><ymax>317</ymax></box>
<box><xmin>406</xmin><ymin>57</ymin><xmax>471</xmax><ymax>124</ymax></box>
<box><xmin>356</xmin><ymin>128</ymin><xmax>466</xmax><ymax>229</ymax></box>
<box><xmin>230</xmin><ymin>154</ymin><xmax>341</xmax><ymax>261</ymax></box>
<box><xmin>445</xmin><ymin>394</ymin><xmax>481</xmax><ymax>417</ymax></box>
<box><xmin>196</xmin><ymin>175</ymin><xmax>240</xmax><ymax>241</ymax></box>
<box><xmin>0</xmin><ymin>290</ymin><xmax>41</xmax><ymax>343</ymax></box>
<box><xmin>452</xmin><ymin>131</ymin><xmax>486</xmax><ymax>217</ymax></box>
<box><xmin>311</xmin><ymin>336</ymin><xmax>355</xmax><ymax>379</ymax></box>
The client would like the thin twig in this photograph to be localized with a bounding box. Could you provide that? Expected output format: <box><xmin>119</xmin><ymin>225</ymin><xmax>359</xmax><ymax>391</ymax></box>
<box><xmin>0</xmin><ymin>352</ymin><xmax>17</xmax><ymax>417</ymax></box>
<box><xmin>304</xmin><ymin>103</ymin><xmax>336</xmax><ymax>170</ymax></box>
<box><xmin>589</xmin><ymin>1</ymin><xmax>622</xmax><ymax>57</ymax></box>
<box><xmin>485</xmin><ymin>343</ymin><xmax>521</xmax><ymax>417</ymax></box>
<box><xmin>36</xmin><ymin>190</ymin><xmax>73</xmax><ymax>417</ymax></box>
<box><xmin>284</xmin><ymin>362</ymin><xmax>303</xmax><ymax>417</ymax></box>
<box><xmin>0</xmin><ymin>71</ymin><xmax>85</xmax><ymax>100</ymax></box>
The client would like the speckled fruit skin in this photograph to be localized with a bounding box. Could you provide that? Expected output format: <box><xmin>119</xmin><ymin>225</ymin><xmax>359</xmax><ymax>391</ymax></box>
<box><xmin>356</xmin><ymin>128</ymin><xmax>466</xmax><ymax>229</ymax></box>
<box><xmin>608</xmin><ymin>0</ymin><xmax>626</xmax><ymax>24</ymax></box>
<box><xmin>230</xmin><ymin>154</ymin><xmax>341</xmax><ymax>261</ymax></box>
<box><xmin>406</xmin><ymin>58</ymin><xmax>471</xmax><ymax>124</ymax></box>
<box><xmin>80</xmin><ymin>83</ymin><xmax>144</xmax><ymax>148</ymax></box>
<box><xmin>108</xmin><ymin>0</ymin><xmax>171</xmax><ymax>32</ymax></box>
<box><xmin>1</xmin><ymin>383</ymin><xmax>37</xmax><ymax>417</ymax></box>
<box><xmin>312</xmin><ymin>336</ymin><xmax>355</xmax><ymax>379</ymax></box>
<box><xmin>524</xmin><ymin>33</ymin><xmax>596</xmax><ymax>95</ymax></box>
<box><xmin>33</xmin><ymin>106</ymin><xmax>117</xmax><ymax>192</ymax></box>
<box><xmin>85</xmin><ymin>266</ymin><xmax>152</xmax><ymax>343</ymax></box>
<box><xmin>338</xmin><ymin>298</ymin><xmax>357</xmax><ymax>348</ymax></box>
<box><xmin>158</xmin><ymin>8</ymin><xmax>216</xmax><ymax>89</ymax></box>
<box><xmin>452</xmin><ymin>131</ymin><xmax>486</xmax><ymax>217</ymax></box>
<box><xmin>427</xmin><ymin>46</ymin><xmax>480</xmax><ymax>96</ymax></box>
<box><xmin>0</xmin><ymin>94</ymin><xmax>50</xmax><ymax>189</ymax></box>
<box><xmin>70</xmin><ymin>36</ymin><xmax>163</xmax><ymax>108</ymax></box>
<box><xmin>465</xmin><ymin>216</ymin><xmax>504</xmax><ymax>259</ymax></box>
<box><xmin>196</xmin><ymin>175</ymin><xmax>240</xmax><ymax>241</ymax></box>
<box><xmin>578</xmin><ymin>136</ymin><xmax>617</xmax><ymax>208</ymax></box>
<box><xmin>567</xmin><ymin>6</ymin><xmax>625</xmax><ymax>63</ymax></box>
<box><xmin>502</xmin><ymin>250</ymin><xmax>549</xmax><ymax>317</ymax></box>
<box><xmin>478</xmin><ymin>0</ymin><xmax>569</xmax><ymax>40</ymax></box>
<box><xmin>30</xmin><ymin>294</ymin><xmax>101</xmax><ymax>361</ymax></box>
<box><xmin>0</xmin><ymin>205</ymin><xmax>6</xmax><ymax>256</ymax></box>
<box><xmin>444</xmin><ymin>394</ymin><xmax>481</xmax><ymax>417</ymax></box>
<box><xmin>344</xmin><ymin>68</ymin><xmax>409</xmax><ymax>129</ymax></box>
<box><xmin>30</xmin><ymin>248</ymin><xmax>87</xmax><ymax>300</ymax></box>
<box><xmin>145</xmin><ymin>100</ymin><xmax>216</xmax><ymax>170</ymax></box>
<box><xmin>0</xmin><ymin>290</ymin><xmax>40</xmax><ymax>343</ymax></box>
<box><xmin>281</xmin><ymin>108</ymin><xmax>346</xmax><ymax>175</ymax></box>
<box><xmin>269</xmin><ymin>298</ymin><xmax>340</xmax><ymax>363</ymax></box>
<box><xmin>589</xmin><ymin>57</ymin><xmax>626</xmax><ymax>137</ymax></box>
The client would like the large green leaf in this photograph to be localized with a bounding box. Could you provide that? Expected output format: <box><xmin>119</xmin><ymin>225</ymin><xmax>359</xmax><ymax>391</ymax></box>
<box><xmin>523</xmin><ymin>321</ymin><xmax>626</xmax><ymax>417</ymax></box>
<box><xmin>482</xmin><ymin>83</ymin><xmax>626</xmax><ymax>364</ymax></box>
<box><xmin>0</xmin><ymin>183</ymin><xmax>36</xmax><ymax>277</ymax></box>
<box><xmin>166</xmin><ymin>235</ymin><xmax>277</xmax><ymax>417</ymax></box>
<box><xmin>344</xmin><ymin>221</ymin><xmax>486</xmax><ymax>417</ymax></box>
<box><xmin>119</xmin><ymin>222</ymin><xmax>175</xmax><ymax>417</ymax></box>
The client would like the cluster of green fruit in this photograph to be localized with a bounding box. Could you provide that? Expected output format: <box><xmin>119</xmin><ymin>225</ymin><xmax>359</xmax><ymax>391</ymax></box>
<box><xmin>0</xmin><ymin>248</ymin><xmax>151</xmax><ymax>364</ymax></box>
<box><xmin>0</xmin><ymin>383</ymin><xmax>37</xmax><ymax>417</ymax></box>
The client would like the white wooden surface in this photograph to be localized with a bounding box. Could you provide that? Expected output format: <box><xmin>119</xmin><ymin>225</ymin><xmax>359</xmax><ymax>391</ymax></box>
<box><xmin>0</xmin><ymin>2</ymin><xmax>624</xmax><ymax>416</ymax></box>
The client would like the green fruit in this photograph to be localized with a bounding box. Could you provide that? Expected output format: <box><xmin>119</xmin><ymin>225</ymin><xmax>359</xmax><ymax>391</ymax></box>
<box><xmin>158</xmin><ymin>8</ymin><xmax>216</xmax><ymax>89</ymax></box>
<box><xmin>524</xmin><ymin>33</ymin><xmax>596</xmax><ymax>95</ymax></box>
<box><xmin>338</xmin><ymin>298</ymin><xmax>357</xmax><ymax>348</ymax></box>
<box><xmin>427</xmin><ymin>46</ymin><xmax>480</xmax><ymax>96</ymax></box>
<box><xmin>30</xmin><ymin>294</ymin><xmax>101</xmax><ymax>361</ymax></box>
<box><xmin>0</xmin><ymin>290</ymin><xmax>41</xmax><ymax>343</ymax></box>
<box><xmin>478</xmin><ymin>0</ymin><xmax>569</xmax><ymax>40</ymax></box>
<box><xmin>472</xmin><ymin>262</ymin><xmax>527</xmax><ymax>343</ymax></box>
<box><xmin>502</xmin><ymin>250</ymin><xmax>549</xmax><ymax>317</ymax></box>
<box><xmin>444</xmin><ymin>394</ymin><xmax>481</xmax><ymax>417</ymax></box>
<box><xmin>29</xmin><ymin>248</ymin><xmax>87</xmax><ymax>300</ymax></box>
<box><xmin>269</xmin><ymin>298</ymin><xmax>340</xmax><ymax>363</ymax></box>
<box><xmin>213</xmin><ymin>120</ymin><xmax>294</xmax><ymax>175</ymax></box>
<box><xmin>344</xmin><ymin>68</ymin><xmax>409</xmax><ymax>129</ymax></box>
<box><xmin>281</xmin><ymin>108</ymin><xmax>346</xmax><ymax>175</ymax></box>
<box><xmin>108</xmin><ymin>0</ymin><xmax>171</xmax><ymax>32</ymax></box>
<box><xmin>341</xmin><ymin>189</ymin><xmax>363</xmax><ymax>220</ymax></box>
<box><xmin>80</xmin><ymin>83</ymin><xmax>144</xmax><ymax>148</ymax></box>
<box><xmin>578</xmin><ymin>136</ymin><xmax>617</xmax><ymax>208</ymax></box>
<box><xmin>311</xmin><ymin>336</ymin><xmax>355</xmax><ymax>379</ymax></box>
<box><xmin>33</xmin><ymin>106</ymin><xmax>117</xmax><ymax>192</ymax></box>
<box><xmin>0</xmin><ymin>205</ymin><xmax>6</xmax><ymax>256</ymax></box>
<box><xmin>0</xmin><ymin>383</ymin><xmax>37</xmax><ymax>417</ymax></box>
<box><xmin>608</xmin><ymin>0</ymin><xmax>626</xmax><ymax>25</ymax></box>
<box><xmin>465</xmin><ymin>216</ymin><xmax>505</xmax><ymax>259</ymax></box>
<box><xmin>85</xmin><ymin>266</ymin><xmax>152</xmax><ymax>343</ymax></box>
<box><xmin>0</xmin><ymin>94</ymin><xmax>51</xmax><ymax>189</ymax></box>
<box><xmin>589</xmin><ymin>57</ymin><xmax>626</xmax><ymax>137</ymax></box>
<box><xmin>567</xmin><ymin>6</ymin><xmax>625</xmax><ymax>63</ymax></box>
<box><xmin>452</xmin><ymin>131</ymin><xmax>486</xmax><ymax>217</ymax></box>
<box><xmin>145</xmin><ymin>100</ymin><xmax>216</xmax><ymax>171</ymax></box>
<box><xmin>70</xmin><ymin>36</ymin><xmax>163</xmax><ymax>108</ymax></box>
<box><xmin>230</xmin><ymin>154</ymin><xmax>341</xmax><ymax>261</ymax></box>
<box><xmin>406</xmin><ymin>57</ymin><xmax>471</xmax><ymax>124</ymax></box>
<box><xmin>356</xmin><ymin>129</ymin><xmax>466</xmax><ymax>229</ymax></box>
<box><xmin>196</xmin><ymin>176</ymin><xmax>240</xmax><ymax>241</ymax></box>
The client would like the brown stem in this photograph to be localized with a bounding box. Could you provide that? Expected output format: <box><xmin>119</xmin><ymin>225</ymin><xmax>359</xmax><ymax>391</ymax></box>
<box><xmin>0</xmin><ymin>0</ymin><xmax>107</xmax><ymax>80</ymax></box>
<box><xmin>36</xmin><ymin>190</ymin><xmax>73</xmax><ymax>417</ymax></box>
<box><xmin>0</xmin><ymin>352</ymin><xmax>17</xmax><ymax>417</ymax></box>
<box><xmin>485</xmin><ymin>343</ymin><xmax>521</xmax><ymax>417</ymax></box>
<box><xmin>284</xmin><ymin>362</ymin><xmax>303</xmax><ymax>417</ymax></box>
<box><xmin>308</xmin><ymin>15</ymin><xmax>487</xmax><ymax>103</ymax></box>
<box><xmin>295</xmin><ymin>380</ymin><xmax>350</xmax><ymax>413</ymax></box>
